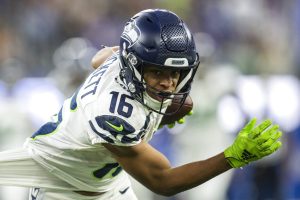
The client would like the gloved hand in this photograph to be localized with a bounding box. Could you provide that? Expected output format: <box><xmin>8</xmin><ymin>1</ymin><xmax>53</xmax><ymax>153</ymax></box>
<box><xmin>167</xmin><ymin>110</ymin><xmax>193</xmax><ymax>128</ymax></box>
<box><xmin>224</xmin><ymin>118</ymin><xmax>282</xmax><ymax>168</ymax></box>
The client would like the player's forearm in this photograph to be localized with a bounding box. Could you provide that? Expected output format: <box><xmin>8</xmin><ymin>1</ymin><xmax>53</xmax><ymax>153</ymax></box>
<box><xmin>104</xmin><ymin>143</ymin><xmax>231</xmax><ymax>196</ymax></box>
<box><xmin>130</xmin><ymin>152</ymin><xmax>231</xmax><ymax>196</ymax></box>
<box><xmin>158</xmin><ymin>152</ymin><xmax>232</xmax><ymax>196</ymax></box>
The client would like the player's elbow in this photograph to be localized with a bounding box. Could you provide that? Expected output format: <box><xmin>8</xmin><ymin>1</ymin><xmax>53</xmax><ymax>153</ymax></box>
<box><xmin>144</xmin><ymin>171</ymin><xmax>183</xmax><ymax>196</ymax></box>
<box><xmin>161</xmin><ymin>191</ymin><xmax>179</xmax><ymax>197</ymax></box>
<box><xmin>152</xmin><ymin>188</ymin><xmax>177</xmax><ymax>197</ymax></box>
<box><xmin>148</xmin><ymin>184</ymin><xmax>179</xmax><ymax>197</ymax></box>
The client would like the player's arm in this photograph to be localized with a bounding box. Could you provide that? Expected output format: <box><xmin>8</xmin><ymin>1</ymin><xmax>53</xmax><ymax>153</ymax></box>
<box><xmin>103</xmin><ymin>118</ymin><xmax>282</xmax><ymax>196</ymax></box>
<box><xmin>91</xmin><ymin>46</ymin><xmax>119</xmax><ymax>69</ymax></box>
<box><xmin>103</xmin><ymin>141</ymin><xmax>231</xmax><ymax>196</ymax></box>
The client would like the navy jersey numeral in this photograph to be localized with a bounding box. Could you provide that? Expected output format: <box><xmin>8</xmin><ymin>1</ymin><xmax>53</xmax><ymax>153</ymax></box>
<box><xmin>109</xmin><ymin>91</ymin><xmax>134</xmax><ymax>118</ymax></box>
<box><xmin>93</xmin><ymin>163</ymin><xmax>122</xmax><ymax>179</ymax></box>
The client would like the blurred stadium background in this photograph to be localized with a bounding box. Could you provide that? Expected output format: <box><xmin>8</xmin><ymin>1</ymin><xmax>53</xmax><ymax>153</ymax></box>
<box><xmin>0</xmin><ymin>0</ymin><xmax>299</xmax><ymax>199</ymax></box>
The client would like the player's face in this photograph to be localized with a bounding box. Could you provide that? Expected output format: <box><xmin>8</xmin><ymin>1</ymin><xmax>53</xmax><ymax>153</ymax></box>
<box><xmin>143</xmin><ymin>66</ymin><xmax>180</xmax><ymax>100</ymax></box>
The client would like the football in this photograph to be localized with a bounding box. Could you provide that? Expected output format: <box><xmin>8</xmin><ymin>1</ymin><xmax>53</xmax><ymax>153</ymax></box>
<box><xmin>160</xmin><ymin>95</ymin><xmax>193</xmax><ymax>126</ymax></box>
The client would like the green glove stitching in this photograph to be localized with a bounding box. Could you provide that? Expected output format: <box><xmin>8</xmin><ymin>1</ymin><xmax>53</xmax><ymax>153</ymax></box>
<box><xmin>224</xmin><ymin>118</ymin><xmax>282</xmax><ymax>168</ymax></box>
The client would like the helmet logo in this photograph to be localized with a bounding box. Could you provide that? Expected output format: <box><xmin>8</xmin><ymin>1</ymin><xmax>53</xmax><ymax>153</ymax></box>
<box><xmin>172</xmin><ymin>60</ymin><xmax>184</xmax><ymax>65</ymax></box>
<box><xmin>164</xmin><ymin>58</ymin><xmax>189</xmax><ymax>67</ymax></box>
<box><xmin>128</xmin><ymin>53</ymin><xmax>138</xmax><ymax>66</ymax></box>
<box><xmin>121</xmin><ymin>21</ymin><xmax>140</xmax><ymax>48</ymax></box>
<box><xmin>128</xmin><ymin>82</ymin><xmax>136</xmax><ymax>93</ymax></box>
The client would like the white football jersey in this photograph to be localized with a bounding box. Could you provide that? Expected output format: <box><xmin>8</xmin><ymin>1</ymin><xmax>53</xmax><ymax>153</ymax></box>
<box><xmin>25</xmin><ymin>53</ymin><xmax>163</xmax><ymax>192</ymax></box>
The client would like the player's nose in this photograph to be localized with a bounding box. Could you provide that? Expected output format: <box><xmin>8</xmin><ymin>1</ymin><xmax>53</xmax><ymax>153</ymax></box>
<box><xmin>159</xmin><ymin>74</ymin><xmax>173</xmax><ymax>89</ymax></box>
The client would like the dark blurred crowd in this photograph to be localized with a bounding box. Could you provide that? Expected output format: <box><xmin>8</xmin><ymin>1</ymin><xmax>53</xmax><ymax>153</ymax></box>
<box><xmin>1</xmin><ymin>0</ymin><xmax>299</xmax><ymax>77</ymax></box>
<box><xmin>0</xmin><ymin>0</ymin><xmax>300</xmax><ymax>200</ymax></box>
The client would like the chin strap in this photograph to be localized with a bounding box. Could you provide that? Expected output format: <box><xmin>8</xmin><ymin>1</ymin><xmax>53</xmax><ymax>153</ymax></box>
<box><xmin>143</xmin><ymin>92</ymin><xmax>171</xmax><ymax>113</ymax></box>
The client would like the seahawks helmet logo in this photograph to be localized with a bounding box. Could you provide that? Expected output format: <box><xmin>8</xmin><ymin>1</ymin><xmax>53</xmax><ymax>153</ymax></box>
<box><xmin>121</xmin><ymin>21</ymin><xmax>140</xmax><ymax>48</ymax></box>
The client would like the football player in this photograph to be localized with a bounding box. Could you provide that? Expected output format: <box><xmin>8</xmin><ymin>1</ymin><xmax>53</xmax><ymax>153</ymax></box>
<box><xmin>0</xmin><ymin>9</ymin><xmax>282</xmax><ymax>200</ymax></box>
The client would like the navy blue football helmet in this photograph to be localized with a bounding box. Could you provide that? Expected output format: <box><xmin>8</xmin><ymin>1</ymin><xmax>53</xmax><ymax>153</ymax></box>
<box><xmin>119</xmin><ymin>9</ymin><xmax>200</xmax><ymax>115</ymax></box>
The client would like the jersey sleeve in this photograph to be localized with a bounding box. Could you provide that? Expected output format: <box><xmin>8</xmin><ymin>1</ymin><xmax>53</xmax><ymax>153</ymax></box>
<box><xmin>76</xmin><ymin>56</ymin><xmax>152</xmax><ymax>146</ymax></box>
<box><xmin>83</xmin><ymin>92</ymin><xmax>149</xmax><ymax>146</ymax></box>
<box><xmin>87</xmin><ymin>112</ymin><xmax>149</xmax><ymax>146</ymax></box>
<box><xmin>78</xmin><ymin>84</ymin><xmax>148</xmax><ymax>146</ymax></box>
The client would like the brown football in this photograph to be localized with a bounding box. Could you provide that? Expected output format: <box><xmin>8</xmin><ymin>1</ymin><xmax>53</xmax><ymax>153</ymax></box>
<box><xmin>160</xmin><ymin>95</ymin><xmax>193</xmax><ymax>126</ymax></box>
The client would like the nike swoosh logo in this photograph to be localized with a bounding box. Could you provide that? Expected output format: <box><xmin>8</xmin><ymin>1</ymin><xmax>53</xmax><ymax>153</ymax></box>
<box><xmin>105</xmin><ymin>121</ymin><xmax>124</xmax><ymax>132</ymax></box>
<box><xmin>119</xmin><ymin>186</ymin><xmax>129</xmax><ymax>194</ymax></box>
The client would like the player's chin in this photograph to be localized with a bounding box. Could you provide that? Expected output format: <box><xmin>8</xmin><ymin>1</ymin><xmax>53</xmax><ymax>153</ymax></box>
<box><xmin>146</xmin><ymin>90</ymin><xmax>173</xmax><ymax>102</ymax></box>
<box><xmin>147</xmin><ymin>93</ymin><xmax>163</xmax><ymax>102</ymax></box>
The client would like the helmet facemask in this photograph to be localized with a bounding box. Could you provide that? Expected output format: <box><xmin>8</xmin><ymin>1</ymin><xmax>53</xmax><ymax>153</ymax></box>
<box><xmin>120</xmin><ymin>47</ymin><xmax>199</xmax><ymax>115</ymax></box>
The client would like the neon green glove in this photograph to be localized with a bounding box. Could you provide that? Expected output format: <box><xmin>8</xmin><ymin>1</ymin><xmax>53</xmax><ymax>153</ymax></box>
<box><xmin>167</xmin><ymin>110</ymin><xmax>193</xmax><ymax>128</ymax></box>
<box><xmin>224</xmin><ymin>118</ymin><xmax>282</xmax><ymax>168</ymax></box>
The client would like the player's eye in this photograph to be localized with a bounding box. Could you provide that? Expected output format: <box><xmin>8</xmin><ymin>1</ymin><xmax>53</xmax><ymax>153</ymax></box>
<box><xmin>171</xmin><ymin>71</ymin><xmax>180</xmax><ymax>78</ymax></box>
<box><xmin>151</xmin><ymin>69</ymin><xmax>162</xmax><ymax>76</ymax></box>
